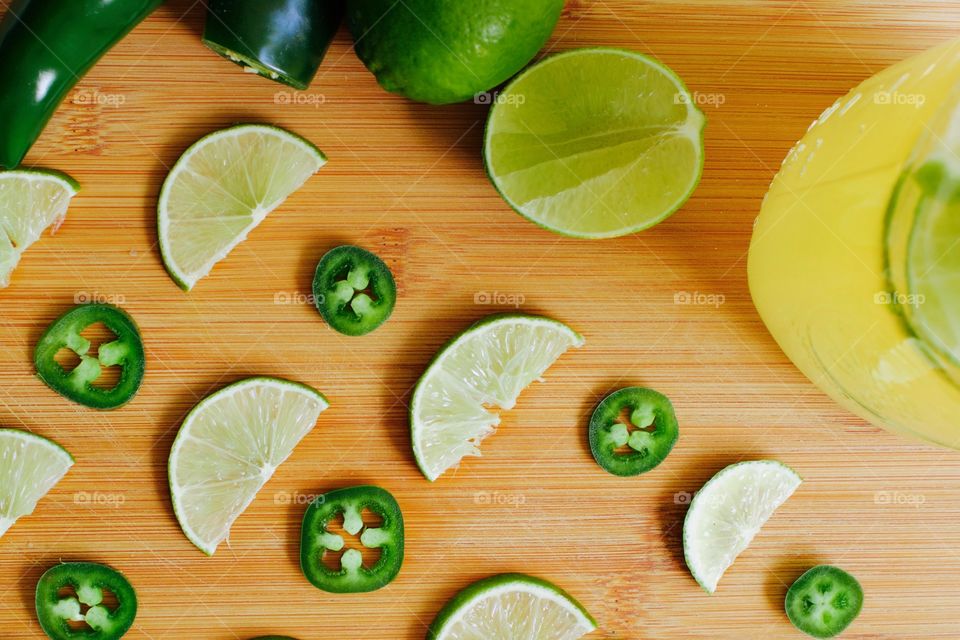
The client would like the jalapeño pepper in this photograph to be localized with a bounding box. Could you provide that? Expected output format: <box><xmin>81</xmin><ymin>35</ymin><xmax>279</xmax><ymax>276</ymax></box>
<box><xmin>300</xmin><ymin>485</ymin><xmax>404</xmax><ymax>593</ymax></box>
<box><xmin>588</xmin><ymin>386</ymin><xmax>679</xmax><ymax>476</ymax></box>
<box><xmin>0</xmin><ymin>0</ymin><xmax>164</xmax><ymax>169</ymax></box>
<box><xmin>203</xmin><ymin>0</ymin><xmax>344</xmax><ymax>91</ymax></box>
<box><xmin>313</xmin><ymin>245</ymin><xmax>397</xmax><ymax>336</ymax></box>
<box><xmin>35</xmin><ymin>562</ymin><xmax>137</xmax><ymax>640</ymax></box>
<box><xmin>34</xmin><ymin>304</ymin><xmax>145</xmax><ymax>410</ymax></box>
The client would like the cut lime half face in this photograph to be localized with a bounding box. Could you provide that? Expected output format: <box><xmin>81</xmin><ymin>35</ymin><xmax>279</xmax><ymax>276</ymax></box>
<box><xmin>0</xmin><ymin>169</ymin><xmax>79</xmax><ymax>288</ymax></box>
<box><xmin>0</xmin><ymin>429</ymin><xmax>74</xmax><ymax>539</ymax></box>
<box><xmin>168</xmin><ymin>377</ymin><xmax>329</xmax><ymax>555</ymax></box>
<box><xmin>158</xmin><ymin>124</ymin><xmax>326</xmax><ymax>291</ymax></box>
<box><xmin>427</xmin><ymin>573</ymin><xmax>596</xmax><ymax>640</ymax></box>
<box><xmin>484</xmin><ymin>47</ymin><xmax>706</xmax><ymax>238</ymax></box>
<box><xmin>410</xmin><ymin>314</ymin><xmax>583</xmax><ymax>481</ymax></box>
<box><xmin>683</xmin><ymin>460</ymin><xmax>801</xmax><ymax>593</ymax></box>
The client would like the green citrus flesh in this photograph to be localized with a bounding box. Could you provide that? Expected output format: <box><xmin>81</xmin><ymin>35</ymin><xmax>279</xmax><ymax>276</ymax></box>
<box><xmin>0</xmin><ymin>170</ymin><xmax>79</xmax><ymax>288</ymax></box>
<box><xmin>347</xmin><ymin>0</ymin><xmax>564</xmax><ymax>105</ymax></box>
<box><xmin>427</xmin><ymin>573</ymin><xmax>596</xmax><ymax>640</ymax></box>
<box><xmin>168</xmin><ymin>377</ymin><xmax>328</xmax><ymax>555</ymax></box>
<box><xmin>158</xmin><ymin>124</ymin><xmax>326</xmax><ymax>291</ymax></box>
<box><xmin>484</xmin><ymin>48</ymin><xmax>706</xmax><ymax>238</ymax></box>
<box><xmin>905</xmin><ymin>158</ymin><xmax>960</xmax><ymax>369</ymax></box>
<box><xmin>683</xmin><ymin>460</ymin><xmax>801</xmax><ymax>593</ymax></box>
<box><xmin>410</xmin><ymin>314</ymin><xmax>583</xmax><ymax>481</ymax></box>
<box><xmin>0</xmin><ymin>429</ymin><xmax>73</xmax><ymax>538</ymax></box>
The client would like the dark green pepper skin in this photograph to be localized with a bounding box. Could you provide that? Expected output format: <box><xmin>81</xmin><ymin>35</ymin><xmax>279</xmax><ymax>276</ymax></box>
<box><xmin>300</xmin><ymin>485</ymin><xmax>404</xmax><ymax>593</ymax></box>
<box><xmin>203</xmin><ymin>0</ymin><xmax>344</xmax><ymax>91</ymax></box>
<box><xmin>35</xmin><ymin>562</ymin><xmax>137</xmax><ymax>640</ymax></box>
<box><xmin>588</xmin><ymin>386</ymin><xmax>679</xmax><ymax>476</ymax></box>
<box><xmin>0</xmin><ymin>0</ymin><xmax>164</xmax><ymax>169</ymax></box>
<box><xmin>313</xmin><ymin>245</ymin><xmax>397</xmax><ymax>336</ymax></box>
<box><xmin>34</xmin><ymin>303</ymin><xmax>146</xmax><ymax>410</ymax></box>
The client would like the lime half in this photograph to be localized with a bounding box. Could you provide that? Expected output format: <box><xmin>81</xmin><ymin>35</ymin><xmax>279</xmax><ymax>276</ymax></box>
<box><xmin>168</xmin><ymin>377</ymin><xmax>328</xmax><ymax>555</ymax></box>
<box><xmin>683</xmin><ymin>460</ymin><xmax>801</xmax><ymax>593</ymax></box>
<box><xmin>158</xmin><ymin>124</ymin><xmax>326</xmax><ymax>291</ymax></box>
<box><xmin>0</xmin><ymin>429</ymin><xmax>73</xmax><ymax>539</ymax></box>
<box><xmin>0</xmin><ymin>170</ymin><xmax>79</xmax><ymax>288</ymax></box>
<box><xmin>484</xmin><ymin>48</ymin><xmax>706</xmax><ymax>238</ymax></box>
<box><xmin>410</xmin><ymin>314</ymin><xmax>583</xmax><ymax>481</ymax></box>
<box><xmin>427</xmin><ymin>573</ymin><xmax>596</xmax><ymax>640</ymax></box>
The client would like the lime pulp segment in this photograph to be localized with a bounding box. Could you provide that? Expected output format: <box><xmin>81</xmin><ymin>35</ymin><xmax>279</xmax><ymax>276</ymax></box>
<box><xmin>158</xmin><ymin>124</ymin><xmax>326</xmax><ymax>290</ymax></box>
<box><xmin>427</xmin><ymin>573</ymin><xmax>596</xmax><ymax>640</ymax></box>
<box><xmin>0</xmin><ymin>170</ymin><xmax>79</xmax><ymax>288</ymax></box>
<box><xmin>484</xmin><ymin>48</ymin><xmax>706</xmax><ymax>238</ymax></box>
<box><xmin>168</xmin><ymin>377</ymin><xmax>328</xmax><ymax>555</ymax></box>
<box><xmin>410</xmin><ymin>314</ymin><xmax>584</xmax><ymax>481</ymax></box>
<box><xmin>0</xmin><ymin>429</ymin><xmax>74</xmax><ymax>539</ymax></box>
<box><xmin>683</xmin><ymin>460</ymin><xmax>801</xmax><ymax>593</ymax></box>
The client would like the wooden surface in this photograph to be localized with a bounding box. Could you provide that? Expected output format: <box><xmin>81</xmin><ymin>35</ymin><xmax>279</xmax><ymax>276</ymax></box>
<box><xmin>2</xmin><ymin>1</ymin><xmax>960</xmax><ymax>638</ymax></box>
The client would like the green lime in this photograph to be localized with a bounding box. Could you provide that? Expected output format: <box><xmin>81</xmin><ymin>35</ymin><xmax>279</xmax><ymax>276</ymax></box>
<box><xmin>484</xmin><ymin>48</ymin><xmax>706</xmax><ymax>238</ymax></box>
<box><xmin>427</xmin><ymin>573</ymin><xmax>596</xmax><ymax>639</ymax></box>
<box><xmin>158</xmin><ymin>124</ymin><xmax>326</xmax><ymax>291</ymax></box>
<box><xmin>0</xmin><ymin>169</ymin><xmax>79</xmax><ymax>288</ymax></box>
<box><xmin>410</xmin><ymin>313</ymin><xmax>583</xmax><ymax>481</ymax></box>
<box><xmin>346</xmin><ymin>0</ymin><xmax>565</xmax><ymax>105</ymax></box>
<box><xmin>0</xmin><ymin>429</ymin><xmax>73</xmax><ymax>539</ymax></box>
<box><xmin>683</xmin><ymin>460</ymin><xmax>801</xmax><ymax>593</ymax></box>
<box><xmin>906</xmin><ymin>159</ymin><xmax>960</xmax><ymax>369</ymax></box>
<box><xmin>168</xmin><ymin>377</ymin><xmax>329</xmax><ymax>555</ymax></box>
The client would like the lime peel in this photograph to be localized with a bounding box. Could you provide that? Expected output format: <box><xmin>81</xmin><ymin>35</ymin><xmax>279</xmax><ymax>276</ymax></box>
<box><xmin>0</xmin><ymin>429</ymin><xmax>74</xmax><ymax>539</ymax></box>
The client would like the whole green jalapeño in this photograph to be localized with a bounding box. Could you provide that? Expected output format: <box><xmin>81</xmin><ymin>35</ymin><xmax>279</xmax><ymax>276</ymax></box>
<box><xmin>35</xmin><ymin>562</ymin><xmax>137</xmax><ymax>640</ymax></box>
<box><xmin>588</xmin><ymin>386</ymin><xmax>679</xmax><ymax>476</ymax></box>
<box><xmin>34</xmin><ymin>304</ymin><xmax>145</xmax><ymax>409</ymax></box>
<box><xmin>300</xmin><ymin>485</ymin><xmax>404</xmax><ymax>593</ymax></box>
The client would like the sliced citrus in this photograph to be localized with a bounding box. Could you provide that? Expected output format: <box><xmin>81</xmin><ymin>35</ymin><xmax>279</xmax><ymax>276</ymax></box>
<box><xmin>0</xmin><ymin>429</ymin><xmax>73</xmax><ymax>539</ymax></box>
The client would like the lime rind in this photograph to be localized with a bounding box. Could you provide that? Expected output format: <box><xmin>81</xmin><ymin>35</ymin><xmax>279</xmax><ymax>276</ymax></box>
<box><xmin>168</xmin><ymin>377</ymin><xmax>328</xmax><ymax>555</ymax></box>
<box><xmin>427</xmin><ymin>573</ymin><xmax>596</xmax><ymax>640</ymax></box>
<box><xmin>0</xmin><ymin>428</ymin><xmax>74</xmax><ymax>539</ymax></box>
<box><xmin>0</xmin><ymin>169</ymin><xmax>80</xmax><ymax>288</ymax></box>
<box><xmin>157</xmin><ymin>124</ymin><xmax>327</xmax><ymax>291</ymax></box>
<box><xmin>682</xmin><ymin>460</ymin><xmax>801</xmax><ymax>594</ymax></box>
<box><xmin>410</xmin><ymin>314</ymin><xmax>584</xmax><ymax>482</ymax></box>
<box><xmin>483</xmin><ymin>47</ymin><xmax>706</xmax><ymax>239</ymax></box>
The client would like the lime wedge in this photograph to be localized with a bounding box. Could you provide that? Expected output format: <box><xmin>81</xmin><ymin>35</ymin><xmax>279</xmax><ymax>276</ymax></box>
<box><xmin>158</xmin><ymin>124</ymin><xmax>326</xmax><ymax>291</ymax></box>
<box><xmin>410</xmin><ymin>314</ymin><xmax>583</xmax><ymax>481</ymax></box>
<box><xmin>905</xmin><ymin>159</ymin><xmax>960</xmax><ymax>369</ymax></box>
<box><xmin>0</xmin><ymin>429</ymin><xmax>73</xmax><ymax>539</ymax></box>
<box><xmin>0</xmin><ymin>170</ymin><xmax>79</xmax><ymax>288</ymax></box>
<box><xmin>427</xmin><ymin>573</ymin><xmax>596</xmax><ymax>640</ymax></box>
<box><xmin>683</xmin><ymin>460</ymin><xmax>801</xmax><ymax>593</ymax></box>
<box><xmin>168</xmin><ymin>377</ymin><xmax>328</xmax><ymax>555</ymax></box>
<box><xmin>483</xmin><ymin>48</ymin><xmax>706</xmax><ymax>238</ymax></box>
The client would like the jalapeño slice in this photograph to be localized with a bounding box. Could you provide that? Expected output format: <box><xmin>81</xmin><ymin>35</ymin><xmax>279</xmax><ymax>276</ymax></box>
<box><xmin>313</xmin><ymin>245</ymin><xmax>396</xmax><ymax>336</ymax></box>
<box><xmin>34</xmin><ymin>304</ymin><xmax>145</xmax><ymax>410</ymax></box>
<box><xmin>588</xmin><ymin>386</ymin><xmax>679</xmax><ymax>476</ymax></box>
<box><xmin>300</xmin><ymin>485</ymin><xmax>404</xmax><ymax>593</ymax></box>
<box><xmin>35</xmin><ymin>562</ymin><xmax>137</xmax><ymax>640</ymax></box>
<box><xmin>786</xmin><ymin>565</ymin><xmax>864</xmax><ymax>638</ymax></box>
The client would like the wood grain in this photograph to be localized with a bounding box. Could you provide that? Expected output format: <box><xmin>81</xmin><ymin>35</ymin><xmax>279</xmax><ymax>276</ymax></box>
<box><xmin>2</xmin><ymin>1</ymin><xmax>960</xmax><ymax>638</ymax></box>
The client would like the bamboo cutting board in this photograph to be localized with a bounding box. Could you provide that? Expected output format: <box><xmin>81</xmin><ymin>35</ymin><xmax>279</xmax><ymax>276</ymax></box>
<box><xmin>2</xmin><ymin>1</ymin><xmax>960</xmax><ymax>638</ymax></box>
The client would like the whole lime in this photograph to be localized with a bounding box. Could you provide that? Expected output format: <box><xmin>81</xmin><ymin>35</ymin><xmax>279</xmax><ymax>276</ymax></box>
<box><xmin>346</xmin><ymin>0</ymin><xmax>565</xmax><ymax>104</ymax></box>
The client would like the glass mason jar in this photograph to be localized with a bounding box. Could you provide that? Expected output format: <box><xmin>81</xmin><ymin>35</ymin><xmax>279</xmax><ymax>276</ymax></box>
<box><xmin>749</xmin><ymin>38</ymin><xmax>960</xmax><ymax>448</ymax></box>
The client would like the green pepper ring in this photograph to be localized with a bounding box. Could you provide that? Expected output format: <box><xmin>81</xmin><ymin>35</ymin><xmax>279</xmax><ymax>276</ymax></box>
<box><xmin>312</xmin><ymin>245</ymin><xmax>397</xmax><ymax>336</ymax></box>
<box><xmin>35</xmin><ymin>562</ymin><xmax>137</xmax><ymax>640</ymax></box>
<box><xmin>34</xmin><ymin>303</ymin><xmax>145</xmax><ymax>410</ymax></box>
<box><xmin>300</xmin><ymin>485</ymin><xmax>404</xmax><ymax>593</ymax></box>
<box><xmin>588</xmin><ymin>386</ymin><xmax>679</xmax><ymax>477</ymax></box>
